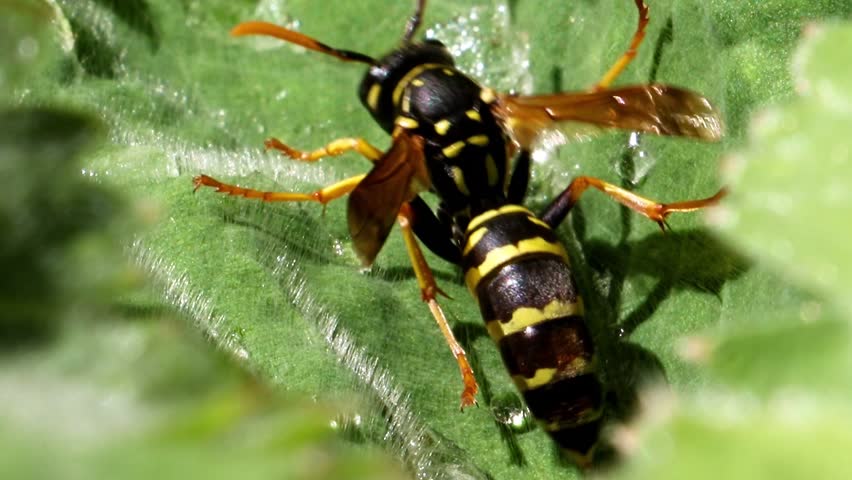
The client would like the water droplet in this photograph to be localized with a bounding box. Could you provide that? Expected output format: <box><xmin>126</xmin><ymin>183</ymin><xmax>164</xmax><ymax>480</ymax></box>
<box><xmin>332</xmin><ymin>239</ymin><xmax>346</xmax><ymax>257</ymax></box>
<box><xmin>531</xmin><ymin>129</ymin><xmax>569</xmax><ymax>165</ymax></box>
<box><xmin>330</xmin><ymin>411</ymin><xmax>368</xmax><ymax>442</ymax></box>
<box><xmin>425</xmin><ymin>5</ymin><xmax>532</xmax><ymax>93</ymax></box>
<box><xmin>491</xmin><ymin>393</ymin><xmax>535</xmax><ymax>432</ymax></box>
<box><xmin>616</xmin><ymin>132</ymin><xmax>657</xmax><ymax>186</ymax></box>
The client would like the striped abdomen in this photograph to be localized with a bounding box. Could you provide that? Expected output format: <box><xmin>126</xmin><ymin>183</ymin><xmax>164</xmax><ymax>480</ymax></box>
<box><xmin>462</xmin><ymin>205</ymin><xmax>603</xmax><ymax>464</ymax></box>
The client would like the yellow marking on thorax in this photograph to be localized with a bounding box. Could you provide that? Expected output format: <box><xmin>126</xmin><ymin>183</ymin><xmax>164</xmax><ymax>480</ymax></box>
<box><xmin>485</xmin><ymin>155</ymin><xmax>499</xmax><ymax>187</ymax></box>
<box><xmin>480</xmin><ymin>87</ymin><xmax>496</xmax><ymax>104</ymax></box>
<box><xmin>395</xmin><ymin>116</ymin><xmax>419</xmax><ymax>129</ymax></box>
<box><xmin>367</xmin><ymin>84</ymin><xmax>381</xmax><ymax>110</ymax></box>
<box><xmin>467</xmin><ymin>205</ymin><xmax>533</xmax><ymax>233</ymax></box>
<box><xmin>467</xmin><ymin>134</ymin><xmax>489</xmax><ymax>146</ymax></box>
<box><xmin>512</xmin><ymin>368</ymin><xmax>557</xmax><ymax>391</ymax></box>
<box><xmin>465</xmin><ymin>109</ymin><xmax>481</xmax><ymax>121</ymax></box>
<box><xmin>411</xmin><ymin>78</ymin><xmax>425</xmax><ymax>87</ymax></box>
<box><xmin>442</xmin><ymin>68</ymin><xmax>455</xmax><ymax>76</ymax></box>
<box><xmin>401</xmin><ymin>92</ymin><xmax>411</xmax><ymax>113</ymax></box>
<box><xmin>485</xmin><ymin>298</ymin><xmax>584</xmax><ymax>340</ymax></box>
<box><xmin>392</xmin><ymin>63</ymin><xmax>443</xmax><ymax>106</ymax></box>
<box><xmin>464</xmin><ymin>237</ymin><xmax>569</xmax><ymax>294</ymax></box>
<box><xmin>442</xmin><ymin>140</ymin><xmax>466</xmax><ymax>158</ymax></box>
<box><xmin>434</xmin><ymin>119</ymin><xmax>451</xmax><ymax>135</ymax></box>
<box><xmin>463</xmin><ymin>227</ymin><xmax>488</xmax><ymax>256</ymax></box>
<box><xmin>451</xmin><ymin>166</ymin><xmax>470</xmax><ymax>196</ymax></box>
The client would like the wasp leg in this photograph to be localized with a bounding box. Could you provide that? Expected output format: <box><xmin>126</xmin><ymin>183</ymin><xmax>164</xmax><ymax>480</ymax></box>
<box><xmin>398</xmin><ymin>203</ymin><xmax>478</xmax><ymax>410</ymax></box>
<box><xmin>507</xmin><ymin>149</ymin><xmax>532</xmax><ymax>204</ymax></box>
<box><xmin>593</xmin><ymin>0</ymin><xmax>649</xmax><ymax>90</ymax></box>
<box><xmin>539</xmin><ymin>175</ymin><xmax>727</xmax><ymax>230</ymax></box>
<box><xmin>409</xmin><ymin>196</ymin><xmax>462</xmax><ymax>265</ymax></box>
<box><xmin>402</xmin><ymin>0</ymin><xmax>428</xmax><ymax>43</ymax></box>
<box><xmin>193</xmin><ymin>173</ymin><xmax>365</xmax><ymax>205</ymax></box>
<box><xmin>265</xmin><ymin>137</ymin><xmax>383</xmax><ymax>163</ymax></box>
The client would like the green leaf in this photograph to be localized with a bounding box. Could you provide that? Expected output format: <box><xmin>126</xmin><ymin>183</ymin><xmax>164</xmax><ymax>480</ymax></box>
<box><xmin>610</xmin><ymin>391</ymin><xmax>852</xmax><ymax>480</ymax></box>
<box><xmin>11</xmin><ymin>0</ymin><xmax>852</xmax><ymax>478</ymax></box>
<box><xmin>713</xmin><ymin>23</ymin><xmax>852</xmax><ymax>316</ymax></box>
<box><xmin>0</xmin><ymin>304</ymin><xmax>407</xmax><ymax>480</ymax></box>
<box><xmin>612</xmin><ymin>22</ymin><xmax>852</xmax><ymax>480</ymax></box>
<box><xmin>706</xmin><ymin>313</ymin><xmax>852</xmax><ymax>397</ymax></box>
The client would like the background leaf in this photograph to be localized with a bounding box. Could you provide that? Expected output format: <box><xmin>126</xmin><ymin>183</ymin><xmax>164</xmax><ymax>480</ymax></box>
<box><xmin>613</xmin><ymin>21</ymin><xmax>852</xmax><ymax>479</ymax></box>
<box><xmin>7</xmin><ymin>0</ymin><xmax>852</xmax><ymax>478</ymax></box>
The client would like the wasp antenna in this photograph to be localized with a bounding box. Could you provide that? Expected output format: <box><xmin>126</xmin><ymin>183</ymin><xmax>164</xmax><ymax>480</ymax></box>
<box><xmin>402</xmin><ymin>0</ymin><xmax>427</xmax><ymax>43</ymax></box>
<box><xmin>231</xmin><ymin>21</ymin><xmax>374</xmax><ymax>64</ymax></box>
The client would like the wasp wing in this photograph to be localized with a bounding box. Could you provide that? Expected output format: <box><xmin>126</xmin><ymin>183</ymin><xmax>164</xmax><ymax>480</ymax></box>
<box><xmin>348</xmin><ymin>130</ymin><xmax>429</xmax><ymax>267</ymax></box>
<box><xmin>493</xmin><ymin>84</ymin><xmax>723</xmax><ymax>149</ymax></box>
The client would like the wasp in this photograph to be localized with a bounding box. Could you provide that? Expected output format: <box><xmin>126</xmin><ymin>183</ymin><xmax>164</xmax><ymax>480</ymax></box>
<box><xmin>194</xmin><ymin>0</ymin><xmax>724</xmax><ymax>466</ymax></box>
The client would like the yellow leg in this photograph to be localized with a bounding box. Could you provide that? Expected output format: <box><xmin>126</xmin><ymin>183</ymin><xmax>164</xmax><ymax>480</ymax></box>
<box><xmin>542</xmin><ymin>175</ymin><xmax>727</xmax><ymax>230</ymax></box>
<box><xmin>594</xmin><ymin>0</ymin><xmax>650</xmax><ymax>90</ymax></box>
<box><xmin>398</xmin><ymin>203</ymin><xmax>479</xmax><ymax>410</ymax></box>
<box><xmin>193</xmin><ymin>173</ymin><xmax>365</xmax><ymax>205</ymax></box>
<box><xmin>265</xmin><ymin>137</ymin><xmax>383</xmax><ymax>163</ymax></box>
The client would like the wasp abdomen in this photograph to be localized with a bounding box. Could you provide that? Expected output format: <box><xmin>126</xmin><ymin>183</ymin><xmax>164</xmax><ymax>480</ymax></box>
<box><xmin>463</xmin><ymin>205</ymin><xmax>603</xmax><ymax>462</ymax></box>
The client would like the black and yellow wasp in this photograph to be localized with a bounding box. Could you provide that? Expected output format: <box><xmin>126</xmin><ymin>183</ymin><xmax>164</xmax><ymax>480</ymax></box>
<box><xmin>194</xmin><ymin>0</ymin><xmax>724</xmax><ymax>466</ymax></box>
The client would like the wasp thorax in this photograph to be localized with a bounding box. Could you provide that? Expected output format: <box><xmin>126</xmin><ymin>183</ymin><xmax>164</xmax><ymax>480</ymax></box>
<box><xmin>358</xmin><ymin>40</ymin><xmax>455</xmax><ymax>133</ymax></box>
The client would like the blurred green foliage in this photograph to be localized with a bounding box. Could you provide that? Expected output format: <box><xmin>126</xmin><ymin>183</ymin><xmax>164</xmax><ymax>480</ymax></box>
<box><xmin>615</xmin><ymin>22</ymin><xmax>852</xmax><ymax>479</ymax></box>
<box><xmin>0</xmin><ymin>2</ymin><xmax>407</xmax><ymax>479</ymax></box>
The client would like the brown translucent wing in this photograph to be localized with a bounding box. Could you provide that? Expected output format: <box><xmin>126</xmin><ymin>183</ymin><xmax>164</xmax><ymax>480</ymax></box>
<box><xmin>493</xmin><ymin>84</ymin><xmax>723</xmax><ymax>149</ymax></box>
<box><xmin>348</xmin><ymin>130</ymin><xmax>429</xmax><ymax>266</ymax></box>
